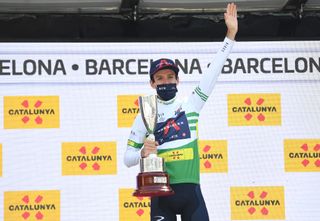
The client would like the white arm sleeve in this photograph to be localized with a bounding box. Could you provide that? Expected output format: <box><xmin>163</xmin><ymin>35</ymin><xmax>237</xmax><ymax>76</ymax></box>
<box><xmin>188</xmin><ymin>37</ymin><xmax>234</xmax><ymax>112</ymax></box>
<box><xmin>124</xmin><ymin>114</ymin><xmax>147</xmax><ymax>167</ymax></box>
<box><xmin>124</xmin><ymin>146</ymin><xmax>142</xmax><ymax>167</ymax></box>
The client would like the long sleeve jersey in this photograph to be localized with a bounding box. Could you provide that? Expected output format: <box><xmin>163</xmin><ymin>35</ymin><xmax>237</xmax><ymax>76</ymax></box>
<box><xmin>124</xmin><ymin>37</ymin><xmax>234</xmax><ymax>184</ymax></box>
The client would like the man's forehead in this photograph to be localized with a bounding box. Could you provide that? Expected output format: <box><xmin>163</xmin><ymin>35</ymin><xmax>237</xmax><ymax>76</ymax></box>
<box><xmin>154</xmin><ymin>69</ymin><xmax>176</xmax><ymax>76</ymax></box>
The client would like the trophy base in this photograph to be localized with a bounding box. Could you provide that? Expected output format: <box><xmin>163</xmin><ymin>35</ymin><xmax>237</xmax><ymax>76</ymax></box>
<box><xmin>133</xmin><ymin>172</ymin><xmax>174</xmax><ymax>197</ymax></box>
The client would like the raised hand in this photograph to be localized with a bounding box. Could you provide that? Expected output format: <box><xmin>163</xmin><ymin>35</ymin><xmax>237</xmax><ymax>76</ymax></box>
<box><xmin>224</xmin><ymin>3</ymin><xmax>238</xmax><ymax>40</ymax></box>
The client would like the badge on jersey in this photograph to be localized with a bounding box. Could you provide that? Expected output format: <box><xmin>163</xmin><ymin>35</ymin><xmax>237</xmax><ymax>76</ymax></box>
<box><xmin>155</xmin><ymin>112</ymin><xmax>191</xmax><ymax>145</ymax></box>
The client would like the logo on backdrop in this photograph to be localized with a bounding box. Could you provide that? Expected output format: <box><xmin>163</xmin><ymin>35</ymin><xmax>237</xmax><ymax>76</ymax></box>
<box><xmin>230</xmin><ymin>186</ymin><xmax>285</xmax><ymax>220</ymax></box>
<box><xmin>117</xmin><ymin>95</ymin><xmax>140</xmax><ymax>128</ymax></box>
<box><xmin>284</xmin><ymin>139</ymin><xmax>320</xmax><ymax>172</ymax></box>
<box><xmin>228</xmin><ymin>94</ymin><xmax>281</xmax><ymax>126</ymax></box>
<box><xmin>0</xmin><ymin>144</ymin><xmax>2</xmax><ymax>177</ymax></box>
<box><xmin>3</xmin><ymin>96</ymin><xmax>60</xmax><ymax>129</ymax></box>
<box><xmin>199</xmin><ymin>140</ymin><xmax>228</xmax><ymax>173</ymax></box>
<box><xmin>222</xmin><ymin>56</ymin><xmax>320</xmax><ymax>75</ymax></box>
<box><xmin>119</xmin><ymin>189</ymin><xmax>150</xmax><ymax>221</ymax></box>
<box><xmin>62</xmin><ymin>142</ymin><xmax>117</xmax><ymax>175</ymax></box>
<box><xmin>4</xmin><ymin>190</ymin><xmax>60</xmax><ymax>221</ymax></box>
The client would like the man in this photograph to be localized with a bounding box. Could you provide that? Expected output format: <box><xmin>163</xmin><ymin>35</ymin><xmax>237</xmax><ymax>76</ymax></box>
<box><xmin>124</xmin><ymin>3</ymin><xmax>238</xmax><ymax>221</ymax></box>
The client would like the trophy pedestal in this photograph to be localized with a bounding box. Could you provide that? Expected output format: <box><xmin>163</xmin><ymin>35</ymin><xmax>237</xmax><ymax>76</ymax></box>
<box><xmin>133</xmin><ymin>172</ymin><xmax>174</xmax><ymax>197</ymax></box>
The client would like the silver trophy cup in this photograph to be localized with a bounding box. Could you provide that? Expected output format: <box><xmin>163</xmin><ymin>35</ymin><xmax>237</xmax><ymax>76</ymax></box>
<box><xmin>133</xmin><ymin>95</ymin><xmax>174</xmax><ymax>197</ymax></box>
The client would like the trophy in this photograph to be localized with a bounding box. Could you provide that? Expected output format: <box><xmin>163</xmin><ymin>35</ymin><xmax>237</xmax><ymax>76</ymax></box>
<box><xmin>133</xmin><ymin>95</ymin><xmax>174</xmax><ymax>197</ymax></box>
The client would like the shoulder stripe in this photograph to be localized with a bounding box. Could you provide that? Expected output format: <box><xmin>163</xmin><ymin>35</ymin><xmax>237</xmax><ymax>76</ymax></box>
<box><xmin>190</xmin><ymin>126</ymin><xmax>197</xmax><ymax>131</ymax></box>
<box><xmin>188</xmin><ymin>119</ymin><xmax>198</xmax><ymax>124</ymax></box>
<box><xmin>186</xmin><ymin>112</ymin><xmax>199</xmax><ymax>117</ymax></box>
<box><xmin>127</xmin><ymin>139</ymin><xmax>143</xmax><ymax>149</ymax></box>
<box><xmin>195</xmin><ymin>86</ymin><xmax>208</xmax><ymax>102</ymax></box>
<box><xmin>195</xmin><ymin>86</ymin><xmax>208</xmax><ymax>98</ymax></box>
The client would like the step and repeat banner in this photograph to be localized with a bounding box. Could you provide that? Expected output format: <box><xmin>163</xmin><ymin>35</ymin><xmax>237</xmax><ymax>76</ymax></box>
<box><xmin>0</xmin><ymin>40</ymin><xmax>319</xmax><ymax>221</ymax></box>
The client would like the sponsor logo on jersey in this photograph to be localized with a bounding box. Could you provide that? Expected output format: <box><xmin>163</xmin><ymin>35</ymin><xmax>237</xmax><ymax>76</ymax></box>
<box><xmin>230</xmin><ymin>186</ymin><xmax>285</xmax><ymax>220</ymax></box>
<box><xmin>158</xmin><ymin>148</ymin><xmax>194</xmax><ymax>162</ymax></box>
<box><xmin>155</xmin><ymin>111</ymin><xmax>190</xmax><ymax>145</ymax></box>
<box><xmin>284</xmin><ymin>139</ymin><xmax>320</xmax><ymax>172</ymax></box>
<box><xmin>4</xmin><ymin>190</ymin><xmax>60</xmax><ymax>221</ymax></box>
<box><xmin>62</xmin><ymin>142</ymin><xmax>117</xmax><ymax>175</ymax></box>
<box><xmin>228</xmin><ymin>94</ymin><xmax>281</xmax><ymax>126</ymax></box>
<box><xmin>119</xmin><ymin>189</ymin><xmax>150</xmax><ymax>221</ymax></box>
<box><xmin>4</xmin><ymin>96</ymin><xmax>60</xmax><ymax>129</ymax></box>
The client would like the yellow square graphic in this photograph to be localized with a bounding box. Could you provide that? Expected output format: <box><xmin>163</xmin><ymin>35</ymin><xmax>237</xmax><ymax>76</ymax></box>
<box><xmin>4</xmin><ymin>96</ymin><xmax>60</xmax><ymax>129</ymax></box>
<box><xmin>284</xmin><ymin>139</ymin><xmax>320</xmax><ymax>172</ymax></box>
<box><xmin>0</xmin><ymin>144</ymin><xmax>2</xmax><ymax>176</ymax></box>
<box><xmin>117</xmin><ymin>95</ymin><xmax>141</xmax><ymax>128</ymax></box>
<box><xmin>199</xmin><ymin>140</ymin><xmax>228</xmax><ymax>173</ymax></box>
<box><xmin>230</xmin><ymin>186</ymin><xmax>285</xmax><ymax>220</ymax></box>
<box><xmin>228</xmin><ymin>94</ymin><xmax>281</xmax><ymax>126</ymax></box>
<box><xmin>4</xmin><ymin>190</ymin><xmax>60</xmax><ymax>221</ymax></box>
<box><xmin>119</xmin><ymin>188</ymin><xmax>150</xmax><ymax>221</ymax></box>
<box><xmin>62</xmin><ymin>142</ymin><xmax>117</xmax><ymax>175</ymax></box>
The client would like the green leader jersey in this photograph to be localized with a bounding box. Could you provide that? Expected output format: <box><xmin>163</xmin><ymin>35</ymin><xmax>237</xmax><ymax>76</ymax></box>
<box><xmin>124</xmin><ymin>37</ymin><xmax>234</xmax><ymax>184</ymax></box>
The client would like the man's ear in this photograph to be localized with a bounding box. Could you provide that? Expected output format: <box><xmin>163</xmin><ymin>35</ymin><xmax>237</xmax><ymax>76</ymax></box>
<box><xmin>150</xmin><ymin>80</ymin><xmax>156</xmax><ymax>89</ymax></box>
<box><xmin>176</xmin><ymin>76</ymin><xmax>180</xmax><ymax>85</ymax></box>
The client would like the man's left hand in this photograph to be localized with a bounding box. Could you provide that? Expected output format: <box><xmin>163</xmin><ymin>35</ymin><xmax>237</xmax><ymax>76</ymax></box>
<box><xmin>225</xmin><ymin>3</ymin><xmax>238</xmax><ymax>40</ymax></box>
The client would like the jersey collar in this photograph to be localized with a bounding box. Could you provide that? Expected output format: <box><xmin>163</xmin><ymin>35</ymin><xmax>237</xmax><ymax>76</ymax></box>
<box><xmin>157</xmin><ymin>96</ymin><xmax>176</xmax><ymax>105</ymax></box>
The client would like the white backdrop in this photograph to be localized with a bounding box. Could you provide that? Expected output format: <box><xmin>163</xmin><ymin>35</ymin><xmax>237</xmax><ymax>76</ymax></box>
<box><xmin>0</xmin><ymin>40</ymin><xmax>319</xmax><ymax>221</ymax></box>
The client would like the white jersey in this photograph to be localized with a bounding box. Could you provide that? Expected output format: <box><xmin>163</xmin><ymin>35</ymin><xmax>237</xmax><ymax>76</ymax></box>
<box><xmin>124</xmin><ymin>37</ymin><xmax>234</xmax><ymax>184</ymax></box>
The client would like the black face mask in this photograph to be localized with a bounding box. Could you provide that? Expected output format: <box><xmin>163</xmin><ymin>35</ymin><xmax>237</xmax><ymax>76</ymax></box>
<box><xmin>156</xmin><ymin>83</ymin><xmax>178</xmax><ymax>101</ymax></box>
